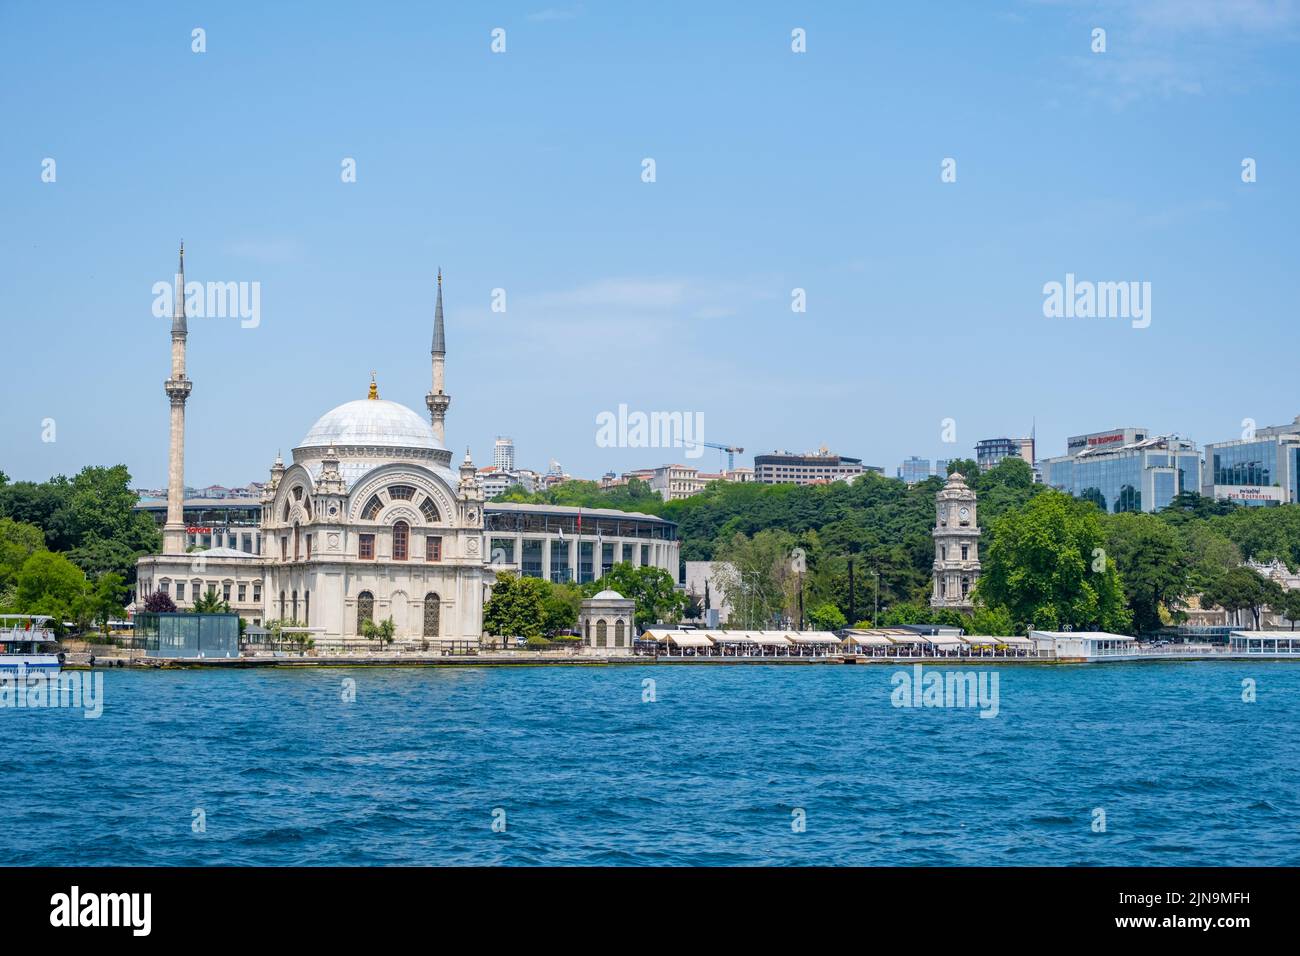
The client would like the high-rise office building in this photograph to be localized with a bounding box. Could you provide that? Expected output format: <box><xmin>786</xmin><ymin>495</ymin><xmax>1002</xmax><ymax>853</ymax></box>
<box><xmin>493</xmin><ymin>436</ymin><xmax>515</xmax><ymax>472</ymax></box>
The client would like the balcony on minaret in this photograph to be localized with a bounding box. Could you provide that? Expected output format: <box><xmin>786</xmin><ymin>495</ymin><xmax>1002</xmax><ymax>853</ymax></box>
<box><xmin>164</xmin><ymin>375</ymin><xmax>192</xmax><ymax>402</ymax></box>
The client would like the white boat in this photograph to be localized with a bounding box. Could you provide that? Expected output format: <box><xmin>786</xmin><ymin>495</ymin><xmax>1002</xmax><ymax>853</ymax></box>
<box><xmin>0</xmin><ymin>615</ymin><xmax>63</xmax><ymax>675</ymax></box>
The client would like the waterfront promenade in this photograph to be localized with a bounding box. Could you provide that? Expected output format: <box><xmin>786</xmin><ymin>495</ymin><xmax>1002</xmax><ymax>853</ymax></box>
<box><xmin>62</xmin><ymin>641</ymin><xmax>1300</xmax><ymax>669</ymax></box>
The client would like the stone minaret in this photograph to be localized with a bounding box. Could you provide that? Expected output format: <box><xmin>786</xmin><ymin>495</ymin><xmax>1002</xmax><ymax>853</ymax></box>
<box><xmin>425</xmin><ymin>269</ymin><xmax>451</xmax><ymax>444</ymax></box>
<box><xmin>162</xmin><ymin>242</ymin><xmax>193</xmax><ymax>554</ymax></box>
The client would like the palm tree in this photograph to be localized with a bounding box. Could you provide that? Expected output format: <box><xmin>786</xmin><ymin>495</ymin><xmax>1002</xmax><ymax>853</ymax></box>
<box><xmin>192</xmin><ymin>590</ymin><xmax>231</xmax><ymax>614</ymax></box>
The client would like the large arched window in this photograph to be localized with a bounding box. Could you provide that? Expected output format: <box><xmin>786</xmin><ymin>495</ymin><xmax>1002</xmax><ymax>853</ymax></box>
<box><xmin>362</xmin><ymin>495</ymin><xmax>384</xmax><ymax>520</ymax></box>
<box><xmin>596</xmin><ymin>619</ymin><xmax>608</xmax><ymax>648</ymax></box>
<box><xmin>615</xmin><ymin>620</ymin><xmax>625</xmax><ymax>648</ymax></box>
<box><xmin>279</xmin><ymin>590</ymin><xmax>286</xmax><ymax>618</ymax></box>
<box><xmin>357</xmin><ymin>591</ymin><xmax>374</xmax><ymax>631</ymax></box>
<box><xmin>393</xmin><ymin>521</ymin><xmax>409</xmax><ymax>561</ymax></box>
<box><xmin>419</xmin><ymin>497</ymin><xmax>439</xmax><ymax>523</ymax></box>
<box><xmin>423</xmin><ymin>593</ymin><xmax>440</xmax><ymax>638</ymax></box>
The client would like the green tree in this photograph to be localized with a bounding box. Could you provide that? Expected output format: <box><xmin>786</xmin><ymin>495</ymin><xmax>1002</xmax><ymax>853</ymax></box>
<box><xmin>977</xmin><ymin>489</ymin><xmax>1130</xmax><ymax>633</ymax></box>
<box><xmin>14</xmin><ymin>551</ymin><xmax>89</xmax><ymax>635</ymax></box>
<box><xmin>713</xmin><ymin>529</ymin><xmax>799</xmax><ymax>627</ymax></box>
<box><xmin>1202</xmin><ymin>566</ymin><xmax>1283</xmax><ymax>630</ymax></box>
<box><xmin>87</xmin><ymin>572</ymin><xmax>127</xmax><ymax>636</ymax></box>
<box><xmin>969</xmin><ymin>603</ymin><xmax>1016</xmax><ymax>636</ymax></box>
<box><xmin>807</xmin><ymin>601</ymin><xmax>846</xmax><ymax>631</ymax></box>
<box><xmin>482</xmin><ymin>572</ymin><xmax>547</xmax><ymax>638</ymax></box>
<box><xmin>0</xmin><ymin>517</ymin><xmax>47</xmax><ymax>592</ymax></box>
<box><xmin>1278</xmin><ymin>588</ymin><xmax>1300</xmax><ymax>631</ymax></box>
<box><xmin>541</xmin><ymin>582</ymin><xmax>583</xmax><ymax>636</ymax></box>
<box><xmin>590</xmin><ymin>563</ymin><xmax>687</xmax><ymax>629</ymax></box>
<box><xmin>361</xmin><ymin>616</ymin><xmax>396</xmax><ymax>646</ymax></box>
<box><xmin>191</xmin><ymin>589</ymin><xmax>231</xmax><ymax>614</ymax></box>
<box><xmin>1104</xmin><ymin>512</ymin><xmax>1190</xmax><ymax>634</ymax></box>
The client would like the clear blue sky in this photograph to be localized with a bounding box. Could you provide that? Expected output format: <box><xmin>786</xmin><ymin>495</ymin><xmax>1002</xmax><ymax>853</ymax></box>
<box><xmin>2</xmin><ymin>1</ymin><xmax>1297</xmax><ymax>487</ymax></box>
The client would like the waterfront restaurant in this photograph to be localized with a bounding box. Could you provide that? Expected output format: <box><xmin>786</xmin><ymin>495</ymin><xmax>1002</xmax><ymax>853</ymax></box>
<box><xmin>841</xmin><ymin>630</ymin><xmax>898</xmax><ymax>656</ymax></box>
<box><xmin>1028</xmin><ymin>631</ymin><xmax>1138</xmax><ymax>661</ymax></box>
<box><xmin>1229</xmin><ymin>630</ymin><xmax>1300</xmax><ymax>655</ymax></box>
<box><xmin>709</xmin><ymin>631</ymin><xmax>793</xmax><ymax>657</ymax></box>
<box><xmin>786</xmin><ymin>632</ymin><xmax>842</xmax><ymax>657</ymax></box>
<box><xmin>641</xmin><ymin>629</ymin><xmax>716</xmax><ymax>656</ymax></box>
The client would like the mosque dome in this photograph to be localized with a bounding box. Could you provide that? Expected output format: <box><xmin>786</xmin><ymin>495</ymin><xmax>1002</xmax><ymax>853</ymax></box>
<box><xmin>298</xmin><ymin>399</ymin><xmax>443</xmax><ymax>453</ymax></box>
<box><xmin>591</xmin><ymin>589</ymin><xmax>626</xmax><ymax>601</ymax></box>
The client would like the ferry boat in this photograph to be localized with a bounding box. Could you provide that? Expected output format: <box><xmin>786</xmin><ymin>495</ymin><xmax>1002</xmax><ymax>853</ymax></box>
<box><xmin>0</xmin><ymin>615</ymin><xmax>63</xmax><ymax>675</ymax></box>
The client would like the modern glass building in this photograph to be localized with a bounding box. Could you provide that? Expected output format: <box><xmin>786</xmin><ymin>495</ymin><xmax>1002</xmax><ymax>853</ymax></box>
<box><xmin>1201</xmin><ymin>417</ymin><xmax>1300</xmax><ymax>506</ymax></box>
<box><xmin>897</xmin><ymin>457</ymin><xmax>931</xmax><ymax>484</ymax></box>
<box><xmin>1041</xmin><ymin>436</ymin><xmax>1201</xmax><ymax>514</ymax></box>
<box><xmin>133</xmin><ymin>612</ymin><xmax>241</xmax><ymax>658</ymax></box>
<box><xmin>974</xmin><ymin>436</ymin><xmax>1034</xmax><ymax>473</ymax></box>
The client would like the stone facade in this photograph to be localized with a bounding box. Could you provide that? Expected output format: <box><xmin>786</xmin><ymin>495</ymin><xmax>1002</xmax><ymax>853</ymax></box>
<box><xmin>579</xmin><ymin>589</ymin><xmax>635</xmax><ymax>653</ymax></box>
<box><xmin>930</xmin><ymin>472</ymin><xmax>981</xmax><ymax>611</ymax></box>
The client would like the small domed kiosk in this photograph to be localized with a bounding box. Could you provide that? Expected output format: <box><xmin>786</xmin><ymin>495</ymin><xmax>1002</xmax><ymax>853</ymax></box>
<box><xmin>580</xmin><ymin>589</ymin><xmax>636</xmax><ymax>652</ymax></box>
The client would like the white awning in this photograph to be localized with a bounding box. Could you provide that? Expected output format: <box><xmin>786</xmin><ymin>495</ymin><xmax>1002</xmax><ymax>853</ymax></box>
<box><xmin>666</xmin><ymin>633</ymin><xmax>713</xmax><ymax>648</ymax></box>
<box><xmin>929</xmin><ymin>636</ymin><xmax>966</xmax><ymax>649</ymax></box>
<box><xmin>843</xmin><ymin>633</ymin><xmax>893</xmax><ymax>647</ymax></box>
<box><xmin>788</xmin><ymin>632</ymin><xmax>841</xmax><ymax>644</ymax></box>
<box><xmin>996</xmin><ymin>635</ymin><xmax>1034</xmax><ymax>647</ymax></box>
<box><xmin>962</xmin><ymin>636</ymin><xmax>999</xmax><ymax>646</ymax></box>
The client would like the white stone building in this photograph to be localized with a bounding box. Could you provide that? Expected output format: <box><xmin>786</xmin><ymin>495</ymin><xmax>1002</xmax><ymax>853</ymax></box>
<box><xmin>138</xmin><ymin>263</ymin><xmax>490</xmax><ymax>650</ymax></box>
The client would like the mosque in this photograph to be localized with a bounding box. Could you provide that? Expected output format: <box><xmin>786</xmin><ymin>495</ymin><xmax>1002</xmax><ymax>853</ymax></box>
<box><xmin>135</xmin><ymin>246</ymin><xmax>679</xmax><ymax>650</ymax></box>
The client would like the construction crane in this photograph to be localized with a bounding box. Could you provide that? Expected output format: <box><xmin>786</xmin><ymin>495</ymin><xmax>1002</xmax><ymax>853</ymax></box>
<box><xmin>698</xmin><ymin>442</ymin><xmax>744</xmax><ymax>471</ymax></box>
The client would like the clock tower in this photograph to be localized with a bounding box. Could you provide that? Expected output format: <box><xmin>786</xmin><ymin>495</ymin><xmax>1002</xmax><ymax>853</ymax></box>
<box><xmin>931</xmin><ymin>472</ymin><xmax>980</xmax><ymax>611</ymax></box>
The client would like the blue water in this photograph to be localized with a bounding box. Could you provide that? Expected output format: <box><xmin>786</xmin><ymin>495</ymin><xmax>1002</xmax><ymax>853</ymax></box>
<box><xmin>2</xmin><ymin>662</ymin><xmax>1298</xmax><ymax>865</ymax></box>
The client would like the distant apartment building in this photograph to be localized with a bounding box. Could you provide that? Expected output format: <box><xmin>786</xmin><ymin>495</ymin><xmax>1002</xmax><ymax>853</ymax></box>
<box><xmin>897</xmin><ymin>456</ymin><xmax>932</xmax><ymax>484</ymax></box>
<box><xmin>754</xmin><ymin>449</ymin><xmax>870</xmax><ymax>485</ymax></box>
<box><xmin>974</xmin><ymin>436</ymin><xmax>1036</xmax><ymax>473</ymax></box>
<box><xmin>493</xmin><ymin>437</ymin><xmax>516</xmax><ymax>472</ymax></box>
<box><xmin>650</xmin><ymin>464</ymin><xmax>707</xmax><ymax>501</ymax></box>
<box><xmin>477</xmin><ymin>468</ymin><xmax>536</xmax><ymax>500</ymax></box>
<box><xmin>1041</xmin><ymin>431</ymin><xmax>1200</xmax><ymax>514</ymax></box>
<box><xmin>1201</xmin><ymin>415</ymin><xmax>1300</xmax><ymax>506</ymax></box>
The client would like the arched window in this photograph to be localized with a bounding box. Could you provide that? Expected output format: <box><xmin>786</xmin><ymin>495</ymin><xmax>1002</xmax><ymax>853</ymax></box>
<box><xmin>282</xmin><ymin>501</ymin><xmax>291</xmax><ymax>522</ymax></box>
<box><xmin>357</xmin><ymin>591</ymin><xmax>374</xmax><ymax>631</ymax></box>
<box><xmin>596</xmin><ymin>619</ymin><xmax>607</xmax><ymax>648</ymax></box>
<box><xmin>387</xmin><ymin>484</ymin><xmax>416</xmax><ymax>500</ymax></box>
<box><xmin>304</xmin><ymin>590</ymin><xmax>310</xmax><ymax>625</ymax></box>
<box><xmin>423</xmin><ymin>593</ymin><xmax>440</xmax><ymax>637</ymax></box>
<box><xmin>615</xmin><ymin>620</ymin><xmax>625</xmax><ymax>648</ymax></box>
<box><xmin>419</xmin><ymin>497</ymin><xmax>439</xmax><ymax>522</ymax></box>
<box><xmin>291</xmin><ymin>590</ymin><xmax>298</xmax><ymax>620</ymax></box>
<box><xmin>362</xmin><ymin>495</ymin><xmax>384</xmax><ymax>520</ymax></box>
<box><xmin>584</xmin><ymin>620</ymin><xmax>591</xmax><ymax>644</ymax></box>
<box><xmin>279</xmin><ymin>590</ymin><xmax>286</xmax><ymax>618</ymax></box>
<box><xmin>393</xmin><ymin>521</ymin><xmax>409</xmax><ymax>561</ymax></box>
<box><xmin>293</xmin><ymin>523</ymin><xmax>300</xmax><ymax>561</ymax></box>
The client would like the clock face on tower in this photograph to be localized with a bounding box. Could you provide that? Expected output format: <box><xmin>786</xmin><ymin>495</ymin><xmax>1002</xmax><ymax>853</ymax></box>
<box><xmin>959</xmin><ymin>507</ymin><xmax>970</xmax><ymax>520</ymax></box>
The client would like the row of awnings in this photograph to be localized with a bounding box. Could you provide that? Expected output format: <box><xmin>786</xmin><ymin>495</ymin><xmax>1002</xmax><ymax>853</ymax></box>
<box><xmin>642</xmin><ymin>630</ymin><xmax>841</xmax><ymax>648</ymax></box>
<box><xmin>640</xmin><ymin>629</ymin><xmax>1037</xmax><ymax>650</ymax></box>
<box><xmin>843</xmin><ymin>629</ymin><xmax>1035</xmax><ymax>649</ymax></box>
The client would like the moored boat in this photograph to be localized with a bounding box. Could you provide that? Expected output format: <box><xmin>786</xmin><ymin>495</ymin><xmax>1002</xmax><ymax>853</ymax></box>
<box><xmin>0</xmin><ymin>615</ymin><xmax>63</xmax><ymax>675</ymax></box>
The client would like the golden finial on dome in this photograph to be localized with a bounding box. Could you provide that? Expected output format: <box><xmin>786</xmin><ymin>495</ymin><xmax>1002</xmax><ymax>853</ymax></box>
<box><xmin>368</xmin><ymin>370</ymin><xmax>378</xmax><ymax>400</ymax></box>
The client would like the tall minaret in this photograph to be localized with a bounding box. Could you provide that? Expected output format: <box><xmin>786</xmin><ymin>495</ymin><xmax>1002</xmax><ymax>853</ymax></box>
<box><xmin>425</xmin><ymin>268</ymin><xmax>451</xmax><ymax>444</ymax></box>
<box><xmin>162</xmin><ymin>242</ymin><xmax>192</xmax><ymax>554</ymax></box>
